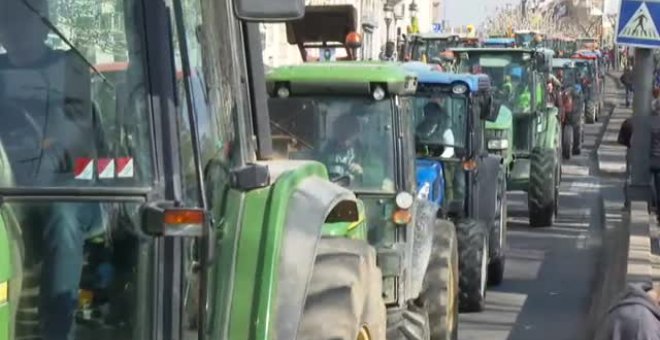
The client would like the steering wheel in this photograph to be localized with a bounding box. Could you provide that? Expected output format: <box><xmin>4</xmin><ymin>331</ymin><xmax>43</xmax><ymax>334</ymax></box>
<box><xmin>327</xmin><ymin>162</ymin><xmax>363</xmax><ymax>185</ymax></box>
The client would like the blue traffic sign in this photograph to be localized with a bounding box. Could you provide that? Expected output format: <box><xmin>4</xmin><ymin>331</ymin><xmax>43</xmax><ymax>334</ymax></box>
<box><xmin>432</xmin><ymin>23</ymin><xmax>443</xmax><ymax>33</ymax></box>
<box><xmin>616</xmin><ymin>0</ymin><xmax>660</xmax><ymax>48</ymax></box>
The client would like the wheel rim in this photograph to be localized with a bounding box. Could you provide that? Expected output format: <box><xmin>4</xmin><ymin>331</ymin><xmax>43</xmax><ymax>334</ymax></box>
<box><xmin>480</xmin><ymin>237</ymin><xmax>488</xmax><ymax>296</ymax></box>
<box><xmin>357</xmin><ymin>326</ymin><xmax>371</xmax><ymax>340</ymax></box>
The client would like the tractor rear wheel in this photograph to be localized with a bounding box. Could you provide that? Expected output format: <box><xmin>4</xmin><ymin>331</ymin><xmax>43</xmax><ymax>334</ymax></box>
<box><xmin>529</xmin><ymin>148</ymin><xmax>557</xmax><ymax>227</ymax></box>
<box><xmin>6</xmin><ymin>212</ymin><xmax>24</xmax><ymax>340</ymax></box>
<box><xmin>561</xmin><ymin>124</ymin><xmax>573</xmax><ymax>160</ymax></box>
<box><xmin>488</xmin><ymin>177</ymin><xmax>507</xmax><ymax>286</ymax></box>
<box><xmin>456</xmin><ymin>219</ymin><xmax>489</xmax><ymax>313</ymax></box>
<box><xmin>573</xmin><ymin>119</ymin><xmax>583</xmax><ymax>155</ymax></box>
<box><xmin>418</xmin><ymin>219</ymin><xmax>459</xmax><ymax>340</ymax></box>
<box><xmin>299</xmin><ymin>238</ymin><xmax>386</xmax><ymax>340</ymax></box>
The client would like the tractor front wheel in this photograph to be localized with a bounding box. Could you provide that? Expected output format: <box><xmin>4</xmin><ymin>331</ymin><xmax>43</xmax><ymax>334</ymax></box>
<box><xmin>299</xmin><ymin>238</ymin><xmax>386</xmax><ymax>340</ymax></box>
<box><xmin>456</xmin><ymin>219</ymin><xmax>489</xmax><ymax>313</ymax></box>
<box><xmin>417</xmin><ymin>219</ymin><xmax>459</xmax><ymax>340</ymax></box>
<box><xmin>529</xmin><ymin>148</ymin><xmax>557</xmax><ymax>227</ymax></box>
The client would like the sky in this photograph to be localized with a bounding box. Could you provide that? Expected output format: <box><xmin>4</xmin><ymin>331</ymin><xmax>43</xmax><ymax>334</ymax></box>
<box><xmin>445</xmin><ymin>0</ymin><xmax>622</xmax><ymax>27</ymax></box>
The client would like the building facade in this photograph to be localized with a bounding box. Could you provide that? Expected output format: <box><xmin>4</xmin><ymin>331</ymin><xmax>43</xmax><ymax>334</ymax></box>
<box><xmin>261</xmin><ymin>0</ymin><xmax>432</xmax><ymax>67</ymax></box>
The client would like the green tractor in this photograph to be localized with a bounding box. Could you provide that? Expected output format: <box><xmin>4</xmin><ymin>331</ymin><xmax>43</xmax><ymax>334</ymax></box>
<box><xmin>0</xmin><ymin>0</ymin><xmax>419</xmax><ymax>339</ymax></box>
<box><xmin>267</xmin><ymin>62</ymin><xmax>461</xmax><ymax>339</ymax></box>
<box><xmin>452</xmin><ymin>48</ymin><xmax>561</xmax><ymax>227</ymax></box>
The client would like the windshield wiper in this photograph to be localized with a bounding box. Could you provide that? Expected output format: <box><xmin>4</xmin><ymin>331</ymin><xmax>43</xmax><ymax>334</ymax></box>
<box><xmin>19</xmin><ymin>0</ymin><xmax>110</xmax><ymax>86</ymax></box>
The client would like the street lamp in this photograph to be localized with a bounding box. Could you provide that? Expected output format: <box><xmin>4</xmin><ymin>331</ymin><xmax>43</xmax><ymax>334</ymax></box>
<box><xmin>383</xmin><ymin>3</ymin><xmax>394</xmax><ymax>42</ymax></box>
<box><xmin>409</xmin><ymin>0</ymin><xmax>418</xmax><ymax>19</ymax></box>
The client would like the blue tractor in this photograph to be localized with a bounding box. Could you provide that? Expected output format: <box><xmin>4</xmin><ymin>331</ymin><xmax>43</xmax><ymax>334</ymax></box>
<box><xmin>405</xmin><ymin>62</ymin><xmax>508</xmax><ymax>312</ymax></box>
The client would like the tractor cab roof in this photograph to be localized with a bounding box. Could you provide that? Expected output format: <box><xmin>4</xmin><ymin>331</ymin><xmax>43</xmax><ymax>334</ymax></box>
<box><xmin>266</xmin><ymin>62</ymin><xmax>418</xmax><ymax>97</ymax></box>
<box><xmin>483</xmin><ymin>38</ymin><xmax>516</xmax><ymax>46</ymax></box>
<box><xmin>413</xmin><ymin>32</ymin><xmax>460</xmax><ymax>40</ymax></box>
<box><xmin>403</xmin><ymin>62</ymin><xmax>490</xmax><ymax>93</ymax></box>
<box><xmin>552</xmin><ymin>58</ymin><xmax>578</xmax><ymax>69</ymax></box>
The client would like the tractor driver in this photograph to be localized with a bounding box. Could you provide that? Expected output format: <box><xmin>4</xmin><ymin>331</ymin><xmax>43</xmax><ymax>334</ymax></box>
<box><xmin>0</xmin><ymin>0</ymin><xmax>105</xmax><ymax>339</ymax></box>
<box><xmin>416</xmin><ymin>102</ymin><xmax>455</xmax><ymax>159</ymax></box>
<box><xmin>320</xmin><ymin>113</ymin><xmax>393</xmax><ymax>191</ymax></box>
<box><xmin>510</xmin><ymin>66</ymin><xmax>532</xmax><ymax>113</ymax></box>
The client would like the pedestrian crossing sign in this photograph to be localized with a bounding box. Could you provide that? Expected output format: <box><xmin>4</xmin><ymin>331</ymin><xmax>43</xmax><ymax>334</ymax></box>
<box><xmin>617</xmin><ymin>0</ymin><xmax>660</xmax><ymax>48</ymax></box>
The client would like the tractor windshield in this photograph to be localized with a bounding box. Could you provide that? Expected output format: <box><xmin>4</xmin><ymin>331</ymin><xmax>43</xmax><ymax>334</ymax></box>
<box><xmin>411</xmin><ymin>93</ymin><xmax>467</xmax><ymax>158</ymax></box>
<box><xmin>268</xmin><ymin>96</ymin><xmax>396</xmax><ymax>192</ymax></box>
<box><xmin>0</xmin><ymin>0</ymin><xmax>156</xmax><ymax>191</ymax></box>
<box><xmin>459</xmin><ymin>53</ymin><xmax>533</xmax><ymax>112</ymax></box>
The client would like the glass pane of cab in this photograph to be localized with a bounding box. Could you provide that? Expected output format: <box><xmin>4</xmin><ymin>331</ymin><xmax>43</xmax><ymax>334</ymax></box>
<box><xmin>0</xmin><ymin>0</ymin><xmax>153</xmax><ymax>190</ymax></box>
<box><xmin>268</xmin><ymin>97</ymin><xmax>396</xmax><ymax>192</ymax></box>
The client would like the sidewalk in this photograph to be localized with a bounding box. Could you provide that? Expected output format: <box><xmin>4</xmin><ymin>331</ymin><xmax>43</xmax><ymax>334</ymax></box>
<box><xmin>587</xmin><ymin>71</ymin><xmax>657</xmax><ymax>338</ymax></box>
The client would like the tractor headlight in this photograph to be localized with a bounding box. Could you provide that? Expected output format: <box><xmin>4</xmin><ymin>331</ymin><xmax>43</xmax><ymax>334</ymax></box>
<box><xmin>372</xmin><ymin>86</ymin><xmax>386</xmax><ymax>101</ymax></box>
<box><xmin>488</xmin><ymin>139</ymin><xmax>509</xmax><ymax>150</ymax></box>
<box><xmin>395</xmin><ymin>192</ymin><xmax>414</xmax><ymax>210</ymax></box>
<box><xmin>277</xmin><ymin>86</ymin><xmax>290</xmax><ymax>98</ymax></box>
<box><xmin>417</xmin><ymin>183</ymin><xmax>431</xmax><ymax>200</ymax></box>
<box><xmin>452</xmin><ymin>83</ymin><xmax>468</xmax><ymax>94</ymax></box>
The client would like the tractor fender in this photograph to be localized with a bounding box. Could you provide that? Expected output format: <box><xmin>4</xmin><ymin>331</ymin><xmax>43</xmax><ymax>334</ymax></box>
<box><xmin>476</xmin><ymin>154</ymin><xmax>501</xmax><ymax>227</ymax></box>
<box><xmin>275</xmin><ymin>176</ymin><xmax>361</xmax><ymax>340</ymax></box>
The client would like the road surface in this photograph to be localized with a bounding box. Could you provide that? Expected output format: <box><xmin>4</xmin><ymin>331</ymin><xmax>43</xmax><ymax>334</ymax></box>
<box><xmin>458</xmin><ymin>81</ymin><xmax>621</xmax><ymax>340</ymax></box>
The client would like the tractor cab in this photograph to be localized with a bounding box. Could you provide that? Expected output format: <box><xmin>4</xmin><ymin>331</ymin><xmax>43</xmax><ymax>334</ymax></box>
<box><xmin>266</xmin><ymin>62</ymin><xmax>464</xmax><ymax>336</ymax></box>
<box><xmin>408</xmin><ymin>32</ymin><xmax>461</xmax><ymax>63</ymax></box>
<box><xmin>403</xmin><ymin>63</ymin><xmax>510</xmax><ymax>291</ymax></box>
<box><xmin>552</xmin><ymin>58</ymin><xmax>586</xmax><ymax>158</ymax></box>
<box><xmin>452</xmin><ymin>47</ymin><xmax>561</xmax><ymax>227</ymax></box>
<box><xmin>572</xmin><ymin>51</ymin><xmax>604</xmax><ymax>123</ymax></box>
<box><xmin>514</xmin><ymin>30</ymin><xmax>542</xmax><ymax>48</ymax></box>
<box><xmin>285</xmin><ymin>5</ymin><xmax>362</xmax><ymax>62</ymax></box>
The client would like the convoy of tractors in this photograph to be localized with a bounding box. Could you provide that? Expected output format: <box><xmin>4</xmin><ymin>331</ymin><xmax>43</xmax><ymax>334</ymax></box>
<box><xmin>263</xmin><ymin>4</ymin><xmax>606</xmax><ymax>338</ymax></box>
<box><xmin>0</xmin><ymin>0</ymin><xmax>608</xmax><ymax>339</ymax></box>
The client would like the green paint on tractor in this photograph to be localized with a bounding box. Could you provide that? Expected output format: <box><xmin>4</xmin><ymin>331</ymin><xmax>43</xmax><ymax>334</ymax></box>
<box><xmin>0</xmin><ymin>215</ymin><xmax>9</xmax><ymax>340</ymax></box>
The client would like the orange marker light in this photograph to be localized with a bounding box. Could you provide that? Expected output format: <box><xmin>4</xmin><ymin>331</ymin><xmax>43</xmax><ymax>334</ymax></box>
<box><xmin>392</xmin><ymin>209</ymin><xmax>412</xmax><ymax>225</ymax></box>
<box><xmin>164</xmin><ymin>209</ymin><xmax>205</xmax><ymax>225</ymax></box>
<box><xmin>463</xmin><ymin>159</ymin><xmax>477</xmax><ymax>171</ymax></box>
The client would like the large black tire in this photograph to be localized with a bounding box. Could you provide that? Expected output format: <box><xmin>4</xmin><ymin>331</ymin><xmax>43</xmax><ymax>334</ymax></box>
<box><xmin>529</xmin><ymin>147</ymin><xmax>557</xmax><ymax>227</ymax></box>
<box><xmin>561</xmin><ymin>124</ymin><xmax>573</xmax><ymax>160</ymax></box>
<box><xmin>573</xmin><ymin>119</ymin><xmax>583</xmax><ymax>155</ymax></box>
<box><xmin>6</xmin><ymin>211</ymin><xmax>24</xmax><ymax>340</ymax></box>
<box><xmin>488</xmin><ymin>177</ymin><xmax>507</xmax><ymax>287</ymax></box>
<box><xmin>299</xmin><ymin>238</ymin><xmax>386</xmax><ymax>340</ymax></box>
<box><xmin>585</xmin><ymin>101</ymin><xmax>596</xmax><ymax>124</ymax></box>
<box><xmin>455</xmin><ymin>219</ymin><xmax>488</xmax><ymax>313</ymax></box>
<box><xmin>387</xmin><ymin>304</ymin><xmax>430</xmax><ymax>340</ymax></box>
<box><xmin>418</xmin><ymin>219</ymin><xmax>459</xmax><ymax>340</ymax></box>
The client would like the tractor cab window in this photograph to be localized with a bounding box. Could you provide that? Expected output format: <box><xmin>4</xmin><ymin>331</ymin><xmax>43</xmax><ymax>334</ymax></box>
<box><xmin>411</xmin><ymin>38</ymin><xmax>454</xmax><ymax>62</ymax></box>
<box><xmin>411</xmin><ymin>93</ymin><xmax>467</xmax><ymax>159</ymax></box>
<box><xmin>459</xmin><ymin>54</ymin><xmax>532</xmax><ymax>113</ymax></box>
<box><xmin>268</xmin><ymin>96</ymin><xmax>396</xmax><ymax>192</ymax></box>
<box><xmin>0</xmin><ymin>0</ymin><xmax>153</xmax><ymax>190</ymax></box>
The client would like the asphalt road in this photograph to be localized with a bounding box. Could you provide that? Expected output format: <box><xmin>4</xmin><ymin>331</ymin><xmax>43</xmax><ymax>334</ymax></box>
<box><xmin>457</xmin><ymin>94</ymin><xmax>615</xmax><ymax>340</ymax></box>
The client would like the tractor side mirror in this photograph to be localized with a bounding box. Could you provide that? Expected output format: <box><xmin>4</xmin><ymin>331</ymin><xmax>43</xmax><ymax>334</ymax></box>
<box><xmin>481</xmin><ymin>96</ymin><xmax>500</xmax><ymax>122</ymax></box>
<box><xmin>235</xmin><ymin>0</ymin><xmax>304</xmax><ymax>21</ymax></box>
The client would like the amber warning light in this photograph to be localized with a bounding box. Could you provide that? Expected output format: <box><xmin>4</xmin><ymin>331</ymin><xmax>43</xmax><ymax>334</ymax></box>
<box><xmin>142</xmin><ymin>203</ymin><xmax>207</xmax><ymax>237</ymax></box>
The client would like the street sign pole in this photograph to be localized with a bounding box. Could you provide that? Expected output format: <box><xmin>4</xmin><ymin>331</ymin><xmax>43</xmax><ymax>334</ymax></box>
<box><xmin>616</xmin><ymin>0</ymin><xmax>660</xmax><ymax>201</ymax></box>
